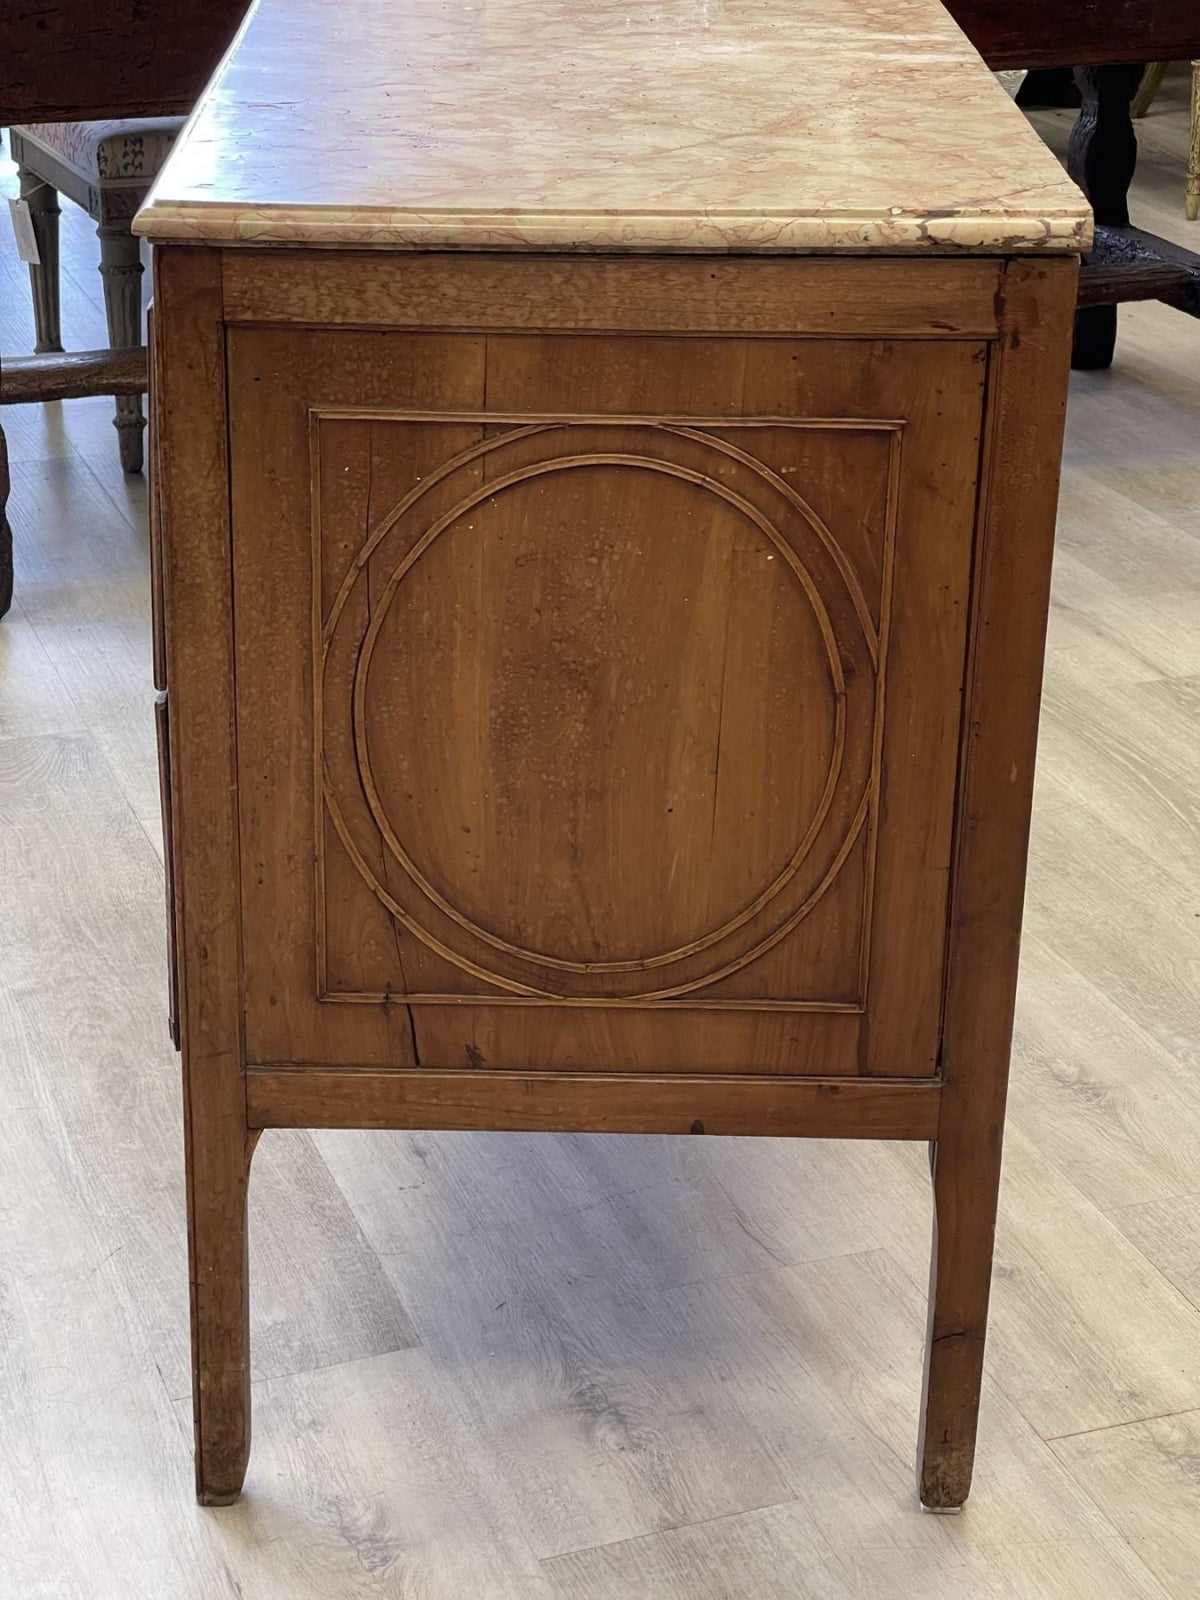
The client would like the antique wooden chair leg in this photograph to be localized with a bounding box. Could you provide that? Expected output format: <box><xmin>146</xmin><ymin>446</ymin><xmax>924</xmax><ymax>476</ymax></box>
<box><xmin>917</xmin><ymin>1129</ymin><xmax>1003</xmax><ymax>1511</ymax></box>
<box><xmin>97</xmin><ymin>222</ymin><xmax>147</xmax><ymax>473</ymax></box>
<box><xmin>0</xmin><ymin>423</ymin><xmax>12</xmax><ymax>619</ymax></box>
<box><xmin>1131</xmin><ymin>60</ymin><xmax>1168</xmax><ymax>120</ymax></box>
<box><xmin>186</xmin><ymin>1114</ymin><xmax>260</xmax><ymax>1505</ymax></box>
<box><xmin>1068</xmin><ymin>63</ymin><xmax>1145</xmax><ymax>370</ymax></box>
<box><xmin>17</xmin><ymin>168</ymin><xmax>63</xmax><ymax>354</ymax></box>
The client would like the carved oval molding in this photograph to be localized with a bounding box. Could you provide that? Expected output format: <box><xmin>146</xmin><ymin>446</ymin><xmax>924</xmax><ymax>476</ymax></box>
<box><xmin>322</xmin><ymin>417</ymin><xmax>878</xmax><ymax>1000</ymax></box>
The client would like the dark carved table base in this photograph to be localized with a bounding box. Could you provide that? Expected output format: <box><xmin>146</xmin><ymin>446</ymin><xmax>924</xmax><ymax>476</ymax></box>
<box><xmin>1069</xmin><ymin>64</ymin><xmax>1200</xmax><ymax>369</ymax></box>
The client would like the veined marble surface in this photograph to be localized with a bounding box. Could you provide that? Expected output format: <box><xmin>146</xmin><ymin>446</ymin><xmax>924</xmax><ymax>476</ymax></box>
<box><xmin>133</xmin><ymin>0</ymin><xmax>1090</xmax><ymax>254</ymax></box>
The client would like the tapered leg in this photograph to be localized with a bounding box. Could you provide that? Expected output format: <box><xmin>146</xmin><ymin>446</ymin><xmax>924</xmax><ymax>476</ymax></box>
<box><xmin>913</xmin><ymin>261</ymin><xmax>1077</xmax><ymax>1513</ymax></box>
<box><xmin>18</xmin><ymin>168</ymin><xmax>62</xmax><ymax>354</ymax></box>
<box><xmin>186</xmin><ymin>1109</ymin><xmax>260</xmax><ymax>1505</ymax></box>
<box><xmin>1067</xmin><ymin>64</ymin><xmax>1144</xmax><ymax>370</ymax></box>
<box><xmin>96</xmin><ymin>222</ymin><xmax>146</xmax><ymax>472</ymax></box>
<box><xmin>917</xmin><ymin>1128</ymin><xmax>1003</xmax><ymax>1510</ymax></box>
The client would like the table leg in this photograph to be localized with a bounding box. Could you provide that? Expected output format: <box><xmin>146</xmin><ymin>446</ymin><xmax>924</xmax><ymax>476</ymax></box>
<box><xmin>917</xmin><ymin>1131</ymin><xmax>1002</xmax><ymax>1509</ymax></box>
<box><xmin>1</xmin><ymin>423</ymin><xmax>12</xmax><ymax>619</ymax></box>
<box><xmin>187</xmin><ymin>1112</ymin><xmax>259</xmax><ymax>1504</ymax></box>
<box><xmin>916</xmin><ymin>258</ymin><xmax>1077</xmax><ymax>1509</ymax></box>
<box><xmin>1068</xmin><ymin>64</ymin><xmax>1145</xmax><ymax>369</ymax></box>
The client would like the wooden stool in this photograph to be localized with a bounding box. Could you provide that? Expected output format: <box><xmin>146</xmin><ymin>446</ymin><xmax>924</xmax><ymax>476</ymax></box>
<box><xmin>7</xmin><ymin>118</ymin><xmax>182</xmax><ymax>472</ymax></box>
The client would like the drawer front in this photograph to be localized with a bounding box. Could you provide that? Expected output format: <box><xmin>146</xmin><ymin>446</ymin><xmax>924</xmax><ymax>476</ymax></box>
<box><xmin>229</xmin><ymin>328</ymin><xmax>985</xmax><ymax>1076</ymax></box>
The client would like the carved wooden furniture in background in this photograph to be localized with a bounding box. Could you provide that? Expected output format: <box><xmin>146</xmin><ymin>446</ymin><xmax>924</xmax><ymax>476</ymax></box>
<box><xmin>0</xmin><ymin>0</ymin><xmax>1192</xmax><ymax>602</ymax></box>
<box><xmin>139</xmin><ymin>0</ymin><xmax>1088</xmax><ymax>1513</ymax></box>
<box><xmin>0</xmin><ymin>0</ymin><xmax>241</xmax><ymax>618</ymax></box>
<box><xmin>0</xmin><ymin>346</ymin><xmax>144</xmax><ymax>404</ymax></box>
<box><xmin>943</xmin><ymin>0</ymin><xmax>1199</xmax><ymax>68</ymax></box>
<box><xmin>1063</xmin><ymin>63</ymin><xmax>1200</xmax><ymax>365</ymax></box>
<box><xmin>9</xmin><ymin>119</ymin><xmax>183</xmax><ymax>471</ymax></box>
<box><xmin>944</xmin><ymin>0</ymin><xmax>1200</xmax><ymax>367</ymax></box>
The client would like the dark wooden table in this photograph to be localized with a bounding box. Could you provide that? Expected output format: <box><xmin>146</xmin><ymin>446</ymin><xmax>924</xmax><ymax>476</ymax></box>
<box><xmin>0</xmin><ymin>1</ymin><xmax>246</xmax><ymax>124</ymax></box>
<box><xmin>945</xmin><ymin>0</ymin><xmax>1198</xmax><ymax>69</ymax></box>
<box><xmin>946</xmin><ymin>1</ymin><xmax>1200</xmax><ymax>367</ymax></box>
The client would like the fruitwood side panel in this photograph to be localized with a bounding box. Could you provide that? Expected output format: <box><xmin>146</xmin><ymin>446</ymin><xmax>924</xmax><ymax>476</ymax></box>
<box><xmin>223</xmin><ymin>297</ymin><xmax>985</xmax><ymax>1079</ymax></box>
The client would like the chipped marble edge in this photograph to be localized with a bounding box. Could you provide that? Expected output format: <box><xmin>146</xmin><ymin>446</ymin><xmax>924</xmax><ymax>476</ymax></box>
<box><xmin>132</xmin><ymin>202</ymin><xmax>1093</xmax><ymax>255</ymax></box>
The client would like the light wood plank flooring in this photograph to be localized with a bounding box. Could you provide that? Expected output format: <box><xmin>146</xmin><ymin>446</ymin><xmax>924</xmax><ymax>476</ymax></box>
<box><xmin>1</xmin><ymin>72</ymin><xmax>1198</xmax><ymax>1598</ymax></box>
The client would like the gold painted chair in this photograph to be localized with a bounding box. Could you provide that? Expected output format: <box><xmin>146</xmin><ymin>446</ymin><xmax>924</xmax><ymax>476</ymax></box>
<box><xmin>1131</xmin><ymin>60</ymin><xmax>1199</xmax><ymax>221</ymax></box>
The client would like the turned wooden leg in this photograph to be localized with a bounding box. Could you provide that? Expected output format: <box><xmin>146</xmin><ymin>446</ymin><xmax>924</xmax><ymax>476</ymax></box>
<box><xmin>1068</xmin><ymin>63</ymin><xmax>1145</xmax><ymax>370</ymax></box>
<box><xmin>186</xmin><ymin>1108</ymin><xmax>260</xmax><ymax>1505</ymax></box>
<box><xmin>917</xmin><ymin>1126</ymin><xmax>1003</xmax><ymax>1510</ymax></box>
<box><xmin>0</xmin><ymin>423</ymin><xmax>12</xmax><ymax>619</ymax></box>
<box><xmin>97</xmin><ymin>222</ymin><xmax>147</xmax><ymax>473</ymax></box>
<box><xmin>18</xmin><ymin>168</ymin><xmax>63</xmax><ymax>355</ymax></box>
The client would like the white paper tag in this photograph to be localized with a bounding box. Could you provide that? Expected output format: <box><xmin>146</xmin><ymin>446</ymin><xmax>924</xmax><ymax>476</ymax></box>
<box><xmin>7</xmin><ymin>197</ymin><xmax>40</xmax><ymax>265</ymax></box>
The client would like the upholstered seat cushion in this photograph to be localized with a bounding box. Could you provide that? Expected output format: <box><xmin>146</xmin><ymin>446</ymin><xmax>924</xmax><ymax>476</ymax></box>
<box><xmin>15</xmin><ymin>119</ymin><xmax>184</xmax><ymax>188</ymax></box>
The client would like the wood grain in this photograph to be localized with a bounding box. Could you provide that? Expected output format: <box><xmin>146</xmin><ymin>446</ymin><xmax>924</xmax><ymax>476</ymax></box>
<box><xmin>220</xmin><ymin>251</ymin><xmax>1005</xmax><ymax>338</ymax></box>
<box><xmin>151</xmin><ymin>244</ymin><xmax>251</xmax><ymax>1504</ymax></box>
<box><xmin>0</xmin><ymin>0</ymin><xmax>246</xmax><ymax>123</ymax></box>
<box><xmin>1050</xmin><ymin>1412</ymin><xmax>1200</xmax><ymax>1599</ymax></box>
<box><xmin>227</xmin><ymin>324</ymin><xmax>984</xmax><ymax>1079</ymax></box>
<box><xmin>943</xmin><ymin>0</ymin><xmax>1200</xmax><ymax>71</ymax></box>
<box><xmin>164</xmin><ymin>239</ymin><xmax>1067</xmax><ymax>1507</ymax></box>
<box><xmin>248</xmin><ymin>1067</ymin><xmax>941</xmax><ymax>1139</ymax></box>
<box><xmin>918</xmin><ymin>257</ymin><xmax>1078</xmax><ymax>1509</ymax></box>
<box><xmin>0</xmin><ymin>346</ymin><xmax>145</xmax><ymax>404</ymax></box>
<box><xmin>1113</xmin><ymin>1192</ymin><xmax>1200</xmax><ymax>1315</ymax></box>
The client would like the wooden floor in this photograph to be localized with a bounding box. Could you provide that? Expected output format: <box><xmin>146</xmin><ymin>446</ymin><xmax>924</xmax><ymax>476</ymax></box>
<box><xmin>1</xmin><ymin>72</ymin><xmax>1198</xmax><ymax>1599</ymax></box>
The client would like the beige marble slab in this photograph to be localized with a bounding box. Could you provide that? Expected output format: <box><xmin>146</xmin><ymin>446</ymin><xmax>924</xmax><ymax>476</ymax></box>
<box><xmin>134</xmin><ymin>0</ymin><xmax>1089</xmax><ymax>255</ymax></box>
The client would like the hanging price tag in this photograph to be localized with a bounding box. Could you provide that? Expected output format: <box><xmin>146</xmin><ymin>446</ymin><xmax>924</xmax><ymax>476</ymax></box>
<box><xmin>7</xmin><ymin>197</ymin><xmax>40</xmax><ymax>265</ymax></box>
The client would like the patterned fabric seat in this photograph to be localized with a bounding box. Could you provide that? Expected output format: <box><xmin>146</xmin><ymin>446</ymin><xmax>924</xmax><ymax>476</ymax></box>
<box><xmin>7</xmin><ymin>117</ymin><xmax>185</xmax><ymax>473</ymax></box>
<box><xmin>14</xmin><ymin>119</ymin><xmax>183</xmax><ymax>190</ymax></box>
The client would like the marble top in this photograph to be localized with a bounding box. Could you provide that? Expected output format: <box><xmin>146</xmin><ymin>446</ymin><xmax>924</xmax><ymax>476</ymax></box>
<box><xmin>133</xmin><ymin>0</ymin><xmax>1091</xmax><ymax>254</ymax></box>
